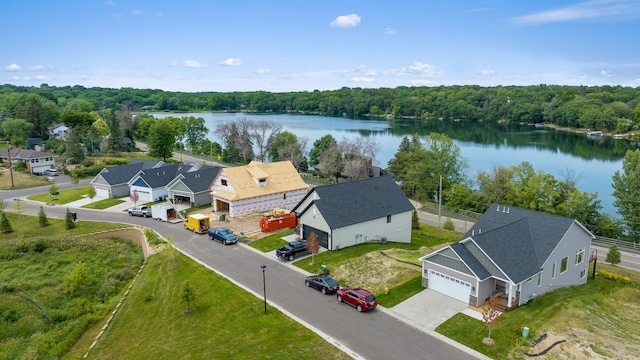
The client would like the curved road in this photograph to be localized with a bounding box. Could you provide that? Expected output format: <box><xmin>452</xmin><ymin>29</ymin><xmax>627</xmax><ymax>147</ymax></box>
<box><xmin>1</xmin><ymin>182</ymin><xmax>482</xmax><ymax>360</ymax></box>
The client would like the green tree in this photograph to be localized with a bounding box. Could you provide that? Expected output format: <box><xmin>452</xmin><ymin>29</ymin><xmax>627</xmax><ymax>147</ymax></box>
<box><xmin>180</xmin><ymin>281</ymin><xmax>195</xmax><ymax>314</ymax></box>
<box><xmin>70</xmin><ymin>173</ymin><xmax>80</xmax><ymax>187</ymax></box>
<box><xmin>412</xmin><ymin>209</ymin><xmax>420</xmax><ymax>230</ymax></box>
<box><xmin>63</xmin><ymin>261</ymin><xmax>95</xmax><ymax>293</ymax></box>
<box><xmin>48</xmin><ymin>184</ymin><xmax>59</xmax><ymax>200</ymax></box>
<box><xmin>65</xmin><ymin>208</ymin><xmax>76</xmax><ymax>230</ymax></box>
<box><xmin>92</xmin><ymin>117</ymin><xmax>110</xmax><ymax>137</ymax></box>
<box><xmin>605</xmin><ymin>245</ymin><xmax>621</xmax><ymax>265</ymax></box>
<box><xmin>612</xmin><ymin>149</ymin><xmax>640</xmax><ymax>242</ymax></box>
<box><xmin>306</xmin><ymin>232</ymin><xmax>320</xmax><ymax>266</ymax></box>
<box><xmin>267</xmin><ymin>131</ymin><xmax>298</xmax><ymax>162</ymax></box>
<box><xmin>105</xmin><ymin>109</ymin><xmax>123</xmax><ymax>154</ymax></box>
<box><xmin>183</xmin><ymin>116</ymin><xmax>208</xmax><ymax>151</ymax></box>
<box><xmin>1</xmin><ymin>118</ymin><xmax>34</xmax><ymax>147</ymax></box>
<box><xmin>12</xmin><ymin>199</ymin><xmax>25</xmax><ymax>215</ymax></box>
<box><xmin>309</xmin><ymin>134</ymin><xmax>336</xmax><ymax>168</ymax></box>
<box><xmin>0</xmin><ymin>212</ymin><xmax>12</xmax><ymax>233</ymax></box>
<box><xmin>147</xmin><ymin>118</ymin><xmax>177</xmax><ymax>160</ymax></box>
<box><xmin>38</xmin><ymin>206</ymin><xmax>49</xmax><ymax>227</ymax></box>
<box><xmin>87</xmin><ymin>186</ymin><xmax>96</xmax><ymax>203</ymax></box>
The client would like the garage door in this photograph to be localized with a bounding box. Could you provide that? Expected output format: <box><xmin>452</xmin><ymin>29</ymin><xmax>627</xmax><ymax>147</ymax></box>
<box><xmin>428</xmin><ymin>270</ymin><xmax>470</xmax><ymax>303</ymax></box>
<box><xmin>302</xmin><ymin>225</ymin><xmax>328</xmax><ymax>249</ymax></box>
<box><xmin>95</xmin><ymin>187</ymin><xmax>110</xmax><ymax>198</ymax></box>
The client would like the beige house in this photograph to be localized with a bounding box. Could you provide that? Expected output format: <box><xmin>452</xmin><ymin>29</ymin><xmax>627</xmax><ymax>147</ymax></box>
<box><xmin>210</xmin><ymin>161</ymin><xmax>310</xmax><ymax>217</ymax></box>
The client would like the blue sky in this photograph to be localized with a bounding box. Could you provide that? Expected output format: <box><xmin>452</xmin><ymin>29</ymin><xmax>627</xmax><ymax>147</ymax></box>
<box><xmin>2</xmin><ymin>0</ymin><xmax>640</xmax><ymax>92</ymax></box>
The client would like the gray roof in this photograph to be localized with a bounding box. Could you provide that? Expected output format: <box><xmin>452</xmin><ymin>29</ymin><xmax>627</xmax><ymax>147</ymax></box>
<box><xmin>0</xmin><ymin>148</ymin><xmax>53</xmax><ymax>160</ymax></box>
<box><xmin>173</xmin><ymin>166</ymin><xmax>221</xmax><ymax>193</ymax></box>
<box><xmin>461</xmin><ymin>203</ymin><xmax>577</xmax><ymax>284</ymax></box>
<box><xmin>136</xmin><ymin>164</ymin><xmax>194</xmax><ymax>188</ymax></box>
<box><xmin>450</xmin><ymin>243</ymin><xmax>492</xmax><ymax>280</ymax></box>
<box><xmin>96</xmin><ymin>160</ymin><xmax>163</xmax><ymax>186</ymax></box>
<box><xmin>294</xmin><ymin>176</ymin><xmax>414</xmax><ymax>229</ymax></box>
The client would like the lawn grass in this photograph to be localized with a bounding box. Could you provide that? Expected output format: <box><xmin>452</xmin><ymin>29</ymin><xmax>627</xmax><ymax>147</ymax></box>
<box><xmin>81</xmin><ymin>197</ymin><xmax>125</xmax><ymax>210</ymax></box>
<box><xmin>27</xmin><ymin>186</ymin><xmax>92</xmax><ymax>204</ymax></box>
<box><xmin>247</xmin><ymin>229</ymin><xmax>293</xmax><ymax>251</ymax></box>
<box><xmin>436</xmin><ymin>267</ymin><xmax>640</xmax><ymax>359</ymax></box>
<box><xmin>0</xmin><ymin>169</ymin><xmax>50</xmax><ymax>190</ymax></box>
<box><xmin>375</xmin><ymin>275</ymin><xmax>425</xmax><ymax>307</ymax></box>
<box><xmin>2</xmin><ymin>211</ymin><xmax>131</xmax><ymax>239</ymax></box>
<box><xmin>81</xmin><ymin>251</ymin><xmax>352</xmax><ymax>360</ymax></box>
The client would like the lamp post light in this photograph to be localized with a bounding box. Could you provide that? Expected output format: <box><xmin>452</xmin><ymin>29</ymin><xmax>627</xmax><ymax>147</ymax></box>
<box><xmin>261</xmin><ymin>264</ymin><xmax>267</xmax><ymax>314</ymax></box>
<box><xmin>6</xmin><ymin>140</ymin><xmax>14</xmax><ymax>188</ymax></box>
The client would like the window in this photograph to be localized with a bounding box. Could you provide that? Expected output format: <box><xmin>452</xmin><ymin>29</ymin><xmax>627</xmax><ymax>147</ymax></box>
<box><xmin>537</xmin><ymin>273</ymin><xmax>542</xmax><ymax>287</ymax></box>
<box><xmin>580</xmin><ymin>269</ymin><xmax>587</xmax><ymax>279</ymax></box>
<box><xmin>552</xmin><ymin>263</ymin><xmax>556</xmax><ymax>279</ymax></box>
<box><xmin>221</xmin><ymin>179</ymin><xmax>228</xmax><ymax>186</ymax></box>
<box><xmin>527</xmin><ymin>277</ymin><xmax>533</xmax><ymax>282</ymax></box>
<box><xmin>575</xmin><ymin>248</ymin><xmax>585</xmax><ymax>265</ymax></box>
<box><xmin>387</xmin><ymin>215</ymin><xmax>391</xmax><ymax>223</ymax></box>
<box><xmin>560</xmin><ymin>257</ymin><xmax>568</xmax><ymax>273</ymax></box>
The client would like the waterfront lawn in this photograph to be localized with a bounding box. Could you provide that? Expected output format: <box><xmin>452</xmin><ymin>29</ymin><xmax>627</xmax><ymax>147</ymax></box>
<box><xmin>437</xmin><ymin>265</ymin><xmax>640</xmax><ymax>359</ymax></box>
<box><xmin>80</xmin><ymin>251</ymin><xmax>351</xmax><ymax>360</ymax></box>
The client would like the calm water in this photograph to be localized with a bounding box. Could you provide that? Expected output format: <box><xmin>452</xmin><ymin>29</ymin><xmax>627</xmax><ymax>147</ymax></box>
<box><xmin>151</xmin><ymin>112</ymin><xmax>639</xmax><ymax>216</ymax></box>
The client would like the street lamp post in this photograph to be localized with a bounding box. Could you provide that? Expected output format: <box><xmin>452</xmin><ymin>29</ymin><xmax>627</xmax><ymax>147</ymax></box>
<box><xmin>6</xmin><ymin>140</ymin><xmax>14</xmax><ymax>188</ymax></box>
<box><xmin>261</xmin><ymin>264</ymin><xmax>267</xmax><ymax>314</ymax></box>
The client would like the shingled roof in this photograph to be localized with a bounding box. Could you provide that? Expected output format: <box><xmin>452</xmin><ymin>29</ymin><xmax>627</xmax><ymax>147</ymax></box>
<box><xmin>170</xmin><ymin>166</ymin><xmax>221</xmax><ymax>192</ymax></box>
<box><xmin>133</xmin><ymin>164</ymin><xmax>194</xmax><ymax>188</ymax></box>
<box><xmin>95</xmin><ymin>160</ymin><xmax>163</xmax><ymax>186</ymax></box>
<box><xmin>294</xmin><ymin>176</ymin><xmax>414</xmax><ymax>229</ymax></box>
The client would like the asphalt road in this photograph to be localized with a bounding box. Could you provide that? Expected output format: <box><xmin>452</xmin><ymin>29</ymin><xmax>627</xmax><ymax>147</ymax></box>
<box><xmin>1</xmin><ymin>182</ymin><xmax>480</xmax><ymax>360</ymax></box>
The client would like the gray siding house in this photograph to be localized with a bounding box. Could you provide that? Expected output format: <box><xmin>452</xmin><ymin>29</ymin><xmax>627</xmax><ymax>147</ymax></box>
<box><xmin>166</xmin><ymin>166</ymin><xmax>221</xmax><ymax>207</ymax></box>
<box><xmin>420</xmin><ymin>203</ymin><xmax>594</xmax><ymax>308</ymax></box>
<box><xmin>128</xmin><ymin>164</ymin><xmax>196</xmax><ymax>202</ymax></box>
<box><xmin>90</xmin><ymin>160</ymin><xmax>163</xmax><ymax>198</ymax></box>
<box><xmin>292</xmin><ymin>176</ymin><xmax>414</xmax><ymax>250</ymax></box>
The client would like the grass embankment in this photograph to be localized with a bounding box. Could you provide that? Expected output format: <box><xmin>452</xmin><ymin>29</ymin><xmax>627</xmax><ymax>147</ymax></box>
<box><xmin>0</xmin><ymin>214</ymin><xmax>142</xmax><ymax>359</ymax></box>
<box><xmin>82</xmin><ymin>250</ymin><xmax>351</xmax><ymax>360</ymax></box>
<box><xmin>250</xmin><ymin>225</ymin><xmax>461</xmax><ymax>307</ymax></box>
<box><xmin>27</xmin><ymin>185</ymin><xmax>93</xmax><ymax>204</ymax></box>
<box><xmin>437</xmin><ymin>265</ymin><xmax>640</xmax><ymax>359</ymax></box>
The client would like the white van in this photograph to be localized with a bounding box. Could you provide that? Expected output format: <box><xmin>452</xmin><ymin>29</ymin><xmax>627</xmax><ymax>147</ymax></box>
<box><xmin>44</xmin><ymin>169</ymin><xmax>59</xmax><ymax>176</ymax></box>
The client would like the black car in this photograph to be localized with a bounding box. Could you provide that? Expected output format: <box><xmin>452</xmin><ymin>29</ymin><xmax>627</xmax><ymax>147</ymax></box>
<box><xmin>305</xmin><ymin>274</ymin><xmax>340</xmax><ymax>295</ymax></box>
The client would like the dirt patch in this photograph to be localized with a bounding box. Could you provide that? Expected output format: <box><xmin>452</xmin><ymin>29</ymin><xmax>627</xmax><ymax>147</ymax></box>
<box><xmin>186</xmin><ymin>209</ymin><xmax>273</xmax><ymax>240</ymax></box>
<box><xmin>332</xmin><ymin>251</ymin><xmax>421</xmax><ymax>292</ymax></box>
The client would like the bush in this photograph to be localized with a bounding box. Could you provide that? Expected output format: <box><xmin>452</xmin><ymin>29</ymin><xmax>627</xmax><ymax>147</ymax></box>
<box><xmin>443</xmin><ymin>217</ymin><xmax>455</xmax><ymax>231</ymax></box>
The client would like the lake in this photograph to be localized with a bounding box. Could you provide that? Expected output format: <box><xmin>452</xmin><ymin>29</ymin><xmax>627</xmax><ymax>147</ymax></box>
<box><xmin>151</xmin><ymin>112</ymin><xmax>639</xmax><ymax>217</ymax></box>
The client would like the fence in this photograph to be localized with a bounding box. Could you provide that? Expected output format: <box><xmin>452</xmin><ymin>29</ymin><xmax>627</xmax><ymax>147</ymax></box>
<box><xmin>592</xmin><ymin>236</ymin><xmax>639</xmax><ymax>252</ymax></box>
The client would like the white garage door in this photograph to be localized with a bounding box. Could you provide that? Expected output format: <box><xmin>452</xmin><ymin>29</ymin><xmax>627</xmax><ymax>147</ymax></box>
<box><xmin>428</xmin><ymin>270</ymin><xmax>470</xmax><ymax>303</ymax></box>
<box><xmin>95</xmin><ymin>187</ymin><xmax>110</xmax><ymax>198</ymax></box>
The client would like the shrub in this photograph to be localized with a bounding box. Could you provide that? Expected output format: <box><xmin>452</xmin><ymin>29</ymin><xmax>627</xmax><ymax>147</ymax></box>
<box><xmin>32</xmin><ymin>239</ymin><xmax>48</xmax><ymax>253</ymax></box>
<box><xmin>443</xmin><ymin>217</ymin><xmax>455</xmax><ymax>231</ymax></box>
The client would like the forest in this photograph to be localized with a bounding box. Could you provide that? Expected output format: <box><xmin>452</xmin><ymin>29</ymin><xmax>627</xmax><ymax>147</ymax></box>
<box><xmin>1</xmin><ymin>83</ymin><xmax>640</xmax><ymax>134</ymax></box>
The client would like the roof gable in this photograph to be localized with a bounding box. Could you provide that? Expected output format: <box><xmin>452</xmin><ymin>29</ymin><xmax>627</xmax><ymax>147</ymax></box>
<box><xmin>94</xmin><ymin>160</ymin><xmax>163</xmax><ymax>185</ymax></box>
<box><xmin>299</xmin><ymin>176</ymin><xmax>414</xmax><ymax>229</ymax></box>
<box><xmin>135</xmin><ymin>164</ymin><xmax>193</xmax><ymax>188</ymax></box>
<box><xmin>170</xmin><ymin>166</ymin><xmax>221</xmax><ymax>192</ymax></box>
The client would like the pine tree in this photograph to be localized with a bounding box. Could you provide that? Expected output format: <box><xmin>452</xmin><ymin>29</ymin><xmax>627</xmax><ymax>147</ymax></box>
<box><xmin>606</xmin><ymin>245</ymin><xmax>621</xmax><ymax>265</ymax></box>
<box><xmin>65</xmin><ymin>208</ymin><xmax>76</xmax><ymax>230</ymax></box>
<box><xmin>0</xmin><ymin>212</ymin><xmax>13</xmax><ymax>233</ymax></box>
<box><xmin>412</xmin><ymin>209</ymin><xmax>420</xmax><ymax>230</ymax></box>
<box><xmin>38</xmin><ymin>206</ymin><xmax>49</xmax><ymax>227</ymax></box>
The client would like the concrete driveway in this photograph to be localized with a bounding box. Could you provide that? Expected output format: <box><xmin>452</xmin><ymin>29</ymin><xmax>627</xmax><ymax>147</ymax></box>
<box><xmin>387</xmin><ymin>289</ymin><xmax>476</xmax><ymax>331</ymax></box>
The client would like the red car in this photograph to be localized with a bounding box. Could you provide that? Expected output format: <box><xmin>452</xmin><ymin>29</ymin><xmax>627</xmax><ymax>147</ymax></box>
<box><xmin>336</xmin><ymin>287</ymin><xmax>377</xmax><ymax>312</ymax></box>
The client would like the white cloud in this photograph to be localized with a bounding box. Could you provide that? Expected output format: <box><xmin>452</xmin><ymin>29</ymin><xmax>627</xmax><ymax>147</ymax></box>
<box><xmin>168</xmin><ymin>61</ymin><xmax>179</xmax><ymax>67</ymax></box>
<box><xmin>5</xmin><ymin>63</ymin><xmax>21</xmax><ymax>71</ymax></box>
<box><xmin>183</xmin><ymin>60</ymin><xmax>208</xmax><ymax>68</ymax></box>
<box><xmin>383</xmin><ymin>27</ymin><xmax>396</xmax><ymax>35</ymax></box>
<box><xmin>601</xmin><ymin>69</ymin><xmax>613</xmax><ymax>77</ymax></box>
<box><xmin>24</xmin><ymin>75</ymin><xmax>49</xmax><ymax>81</ymax></box>
<box><xmin>104</xmin><ymin>1</ymin><xmax>117</xmax><ymax>6</ymax></box>
<box><xmin>220</xmin><ymin>58</ymin><xmax>245</xmax><ymax>66</ymax></box>
<box><xmin>513</xmin><ymin>0</ymin><xmax>640</xmax><ymax>24</ymax></box>
<box><xmin>256</xmin><ymin>68</ymin><xmax>271</xmax><ymax>74</ymax></box>
<box><xmin>131</xmin><ymin>9</ymin><xmax>142</xmax><ymax>15</ymax></box>
<box><xmin>407</xmin><ymin>62</ymin><xmax>436</xmax><ymax>75</ymax></box>
<box><xmin>330</xmin><ymin>14</ymin><xmax>361</xmax><ymax>28</ymax></box>
<box><xmin>350</xmin><ymin>76</ymin><xmax>375</xmax><ymax>83</ymax></box>
<box><xmin>29</xmin><ymin>65</ymin><xmax>53</xmax><ymax>71</ymax></box>
<box><xmin>479</xmin><ymin>69</ymin><xmax>495</xmax><ymax>76</ymax></box>
<box><xmin>11</xmin><ymin>76</ymin><xmax>20</xmax><ymax>81</ymax></box>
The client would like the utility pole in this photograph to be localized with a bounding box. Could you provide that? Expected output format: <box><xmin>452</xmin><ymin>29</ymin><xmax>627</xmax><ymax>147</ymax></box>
<box><xmin>438</xmin><ymin>174</ymin><xmax>442</xmax><ymax>226</ymax></box>
<box><xmin>6</xmin><ymin>140</ymin><xmax>15</xmax><ymax>188</ymax></box>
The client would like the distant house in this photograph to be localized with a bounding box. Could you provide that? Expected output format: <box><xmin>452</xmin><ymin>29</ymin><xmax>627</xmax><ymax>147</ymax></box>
<box><xmin>90</xmin><ymin>159</ymin><xmax>164</xmax><ymax>198</ymax></box>
<box><xmin>210</xmin><ymin>161</ymin><xmax>310</xmax><ymax>217</ymax></box>
<box><xmin>128</xmin><ymin>164</ymin><xmax>197</xmax><ymax>202</ymax></box>
<box><xmin>420</xmin><ymin>203</ymin><xmax>594</xmax><ymax>308</ymax></box>
<box><xmin>292</xmin><ymin>176</ymin><xmax>414</xmax><ymax>250</ymax></box>
<box><xmin>0</xmin><ymin>148</ymin><xmax>56</xmax><ymax>175</ymax></box>
<box><xmin>166</xmin><ymin>166</ymin><xmax>222</xmax><ymax>207</ymax></box>
<box><xmin>26</xmin><ymin>138</ymin><xmax>44</xmax><ymax>150</ymax></box>
<box><xmin>49</xmin><ymin>124</ymin><xmax>70</xmax><ymax>140</ymax></box>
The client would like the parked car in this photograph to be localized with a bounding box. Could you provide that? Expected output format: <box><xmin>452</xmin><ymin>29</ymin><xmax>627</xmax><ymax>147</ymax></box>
<box><xmin>336</xmin><ymin>287</ymin><xmax>377</xmax><ymax>312</ymax></box>
<box><xmin>305</xmin><ymin>274</ymin><xmax>340</xmax><ymax>295</ymax></box>
<box><xmin>275</xmin><ymin>240</ymin><xmax>308</xmax><ymax>261</ymax></box>
<box><xmin>128</xmin><ymin>205</ymin><xmax>151</xmax><ymax>217</ymax></box>
<box><xmin>208</xmin><ymin>227</ymin><xmax>239</xmax><ymax>245</ymax></box>
<box><xmin>44</xmin><ymin>169</ymin><xmax>59</xmax><ymax>176</ymax></box>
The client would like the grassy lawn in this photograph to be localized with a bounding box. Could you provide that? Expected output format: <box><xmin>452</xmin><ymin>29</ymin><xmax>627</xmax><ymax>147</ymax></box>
<box><xmin>437</xmin><ymin>265</ymin><xmax>640</xmax><ymax>359</ymax></box>
<box><xmin>0</xmin><ymin>214</ymin><xmax>142</xmax><ymax>359</ymax></box>
<box><xmin>27</xmin><ymin>186</ymin><xmax>92</xmax><ymax>204</ymax></box>
<box><xmin>249</xmin><ymin>224</ymin><xmax>460</xmax><ymax>306</ymax></box>
<box><xmin>78</xmin><ymin>250</ymin><xmax>351</xmax><ymax>360</ymax></box>
<box><xmin>0</xmin><ymin>169</ymin><xmax>50</xmax><ymax>190</ymax></box>
<box><xmin>81</xmin><ymin>197</ymin><xmax>125</xmax><ymax>210</ymax></box>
